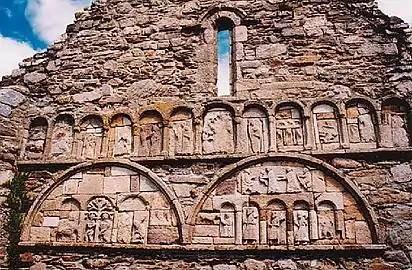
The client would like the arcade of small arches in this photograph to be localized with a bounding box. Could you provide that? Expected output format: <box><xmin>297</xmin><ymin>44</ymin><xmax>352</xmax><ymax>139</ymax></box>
<box><xmin>21</xmin><ymin>97</ymin><xmax>411</xmax><ymax>162</ymax></box>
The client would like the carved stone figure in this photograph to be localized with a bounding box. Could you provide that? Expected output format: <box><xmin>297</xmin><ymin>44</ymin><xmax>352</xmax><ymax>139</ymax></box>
<box><xmin>132</xmin><ymin>215</ymin><xmax>148</xmax><ymax>244</ymax></box>
<box><xmin>381</xmin><ymin>105</ymin><xmax>410</xmax><ymax>148</ymax></box>
<box><xmin>51</xmin><ymin>117</ymin><xmax>74</xmax><ymax>158</ymax></box>
<box><xmin>318</xmin><ymin>121</ymin><xmax>339</xmax><ymax>144</ymax></box>
<box><xmin>358</xmin><ymin>111</ymin><xmax>375</xmax><ymax>143</ymax></box>
<box><xmin>99</xmin><ymin>213</ymin><xmax>112</xmax><ymax>243</ymax></box>
<box><xmin>203</xmin><ymin>109</ymin><xmax>234</xmax><ymax>154</ymax></box>
<box><xmin>80</xmin><ymin>117</ymin><xmax>103</xmax><ymax>159</ymax></box>
<box><xmin>267</xmin><ymin>211</ymin><xmax>286</xmax><ymax>245</ymax></box>
<box><xmin>392</xmin><ymin>115</ymin><xmax>409</xmax><ymax>147</ymax></box>
<box><xmin>56</xmin><ymin>215</ymin><xmax>78</xmax><ymax>242</ymax></box>
<box><xmin>84</xmin><ymin>197</ymin><xmax>114</xmax><ymax>243</ymax></box>
<box><xmin>25</xmin><ymin>120</ymin><xmax>47</xmax><ymax>160</ymax></box>
<box><xmin>114</xmin><ymin>128</ymin><xmax>132</xmax><ymax>156</ymax></box>
<box><xmin>85</xmin><ymin>212</ymin><xmax>98</xmax><ymax>242</ymax></box>
<box><xmin>347</xmin><ymin>105</ymin><xmax>376</xmax><ymax>144</ymax></box>
<box><xmin>294</xmin><ymin>210</ymin><xmax>309</xmax><ymax>244</ymax></box>
<box><xmin>243</xmin><ymin>207</ymin><xmax>259</xmax><ymax>244</ymax></box>
<box><xmin>286</xmin><ymin>168</ymin><xmax>302</xmax><ymax>193</ymax></box>
<box><xmin>247</xmin><ymin>118</ymin><xmax>264</xmax><ymax>153</ymax></box>
<box><xmin>170</xmin><ymin>120</ymin><xmax>193</xmax><ymax>155</ymax></box>
<box><xmin>318</xmin><ymin>213</ymin><xmax>335</xmax><ymax>239</ymax></box>
<box><xmin>276</xmin><ymin>106</ymin><xmax>304</xmax><ymax>148</ymax></box>
<box><xmin>220</xmin><ymin>211</ymin><xmax>235</xmax><ymax>238</ymax></box>
<box><xmin>240</xmin><ymin>168</ymin><xmax>268</xmax><ymax>194</ymax></box>
<box><xmin>313</xmin><ymin>105</ymin><xmax>340</xmax><ymax>149</ymax></box>
<box><xmin>140</xmin><ymin>123</ymin><xmax>163</xmax><ymax>156</ymax></box>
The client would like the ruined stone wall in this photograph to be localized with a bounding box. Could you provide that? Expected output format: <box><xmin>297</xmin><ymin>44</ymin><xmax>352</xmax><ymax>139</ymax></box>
<box><xmin>1</xmin><ymin>0</ymin><xmax>412</xmax><ymax>269</ymax></box>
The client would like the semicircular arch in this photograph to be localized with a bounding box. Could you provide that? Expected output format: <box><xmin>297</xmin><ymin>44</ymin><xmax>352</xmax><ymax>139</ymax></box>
<box><xmin>21</xmin><ymin>160</ymin><xmax>185</xmax><ymax>246</ymax></box>
<box><xmin>188</xmin><ymin>153</ymin><xmax>379</xmax><ymax>246</ymax></box>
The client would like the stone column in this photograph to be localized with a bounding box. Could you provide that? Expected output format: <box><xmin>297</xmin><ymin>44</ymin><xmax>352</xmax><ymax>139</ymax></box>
<box><xmin>235</xmin><ymin>210</ymin><xmax>243</xmax><ymax>245</ymax></box>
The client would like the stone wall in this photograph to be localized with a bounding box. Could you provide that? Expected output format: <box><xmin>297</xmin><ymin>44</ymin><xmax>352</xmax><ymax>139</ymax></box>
<box><xmin>1</xmin><ymin>0</ymin><xmax>412</xmax><ymax>269</ymax></box>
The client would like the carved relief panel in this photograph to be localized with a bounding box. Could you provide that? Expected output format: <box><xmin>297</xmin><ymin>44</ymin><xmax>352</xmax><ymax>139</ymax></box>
<box><xmin>203</xmin><ymin>108</ymin><xmax>235</xmax><ymax>154</ymax></box>
<box><xmin>313</xmin><ymin>104</ymin><xmax>341</xmax><ymax>150</ymax></box>
<box><xmin>139</xmin><ymin>111</ymin><xmax>163</xmax><ymax>156</ymax></box>
<box><xmin>110</xmin><ymin>115</ymin><xmax>133</xmax><ymax>157</ymax></box>
<box><xmin>240</xmin><ymin>107</ymin><xmax>269</xmax><ymax>154</ymax></box>
<box><xmin>193</xmin><ymin>160</ymin><xmax>375</xmax><ymax>249</ymax></box>
<box><xmin>169</xmin><ymin>109</ymin><xmax>194</xmax><ymax>156</ymax></box>
<box><xmin>50</xmin><ymin>115</ymin><xmax>75</xmax><ymax>159</ymax></box>
<box><xmin>275</xmin><ymin>105</ymin><xmax>304</xmax><ymax>151</ymax></box>
<box><xmin>346</xmin><ymin>102</ymin><xmax>376</xmax><ymax>148</ymax></box>
<box><xmin>24</xmin><ymin>165</ymin><xmax>180</xmax><ymax>246</ymax></box>
<box><xmin>381</xmin><ymin>100</ymin><xmax>410</xmax><ymax>148</ymax></box>
<box><xmin>24</xmin><ymin>118</ymin><xmax>48</xmax><ymax>160</ymax></box>
<box><xmin>78</xmin><ymin>117</ymin><xmax>104</xmax><ymax>159</ymax></box>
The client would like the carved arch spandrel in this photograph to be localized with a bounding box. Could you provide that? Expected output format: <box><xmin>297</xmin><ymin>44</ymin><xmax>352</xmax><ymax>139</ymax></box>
<box><xmin>21</xmin><ymin>160</ymin><xmax>186</xmax><ymax>247</ymax></box>
<box><xmin>188</xmin><ymin>154</ymin><xmax>381</xmax><ymax>249</ymax></box>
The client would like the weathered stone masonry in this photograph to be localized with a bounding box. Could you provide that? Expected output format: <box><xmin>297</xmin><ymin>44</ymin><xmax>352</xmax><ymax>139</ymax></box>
<box><xmin>1</xmin><ymin>0</ymin><xmax>412</xmax><ymax>269</ymax></box>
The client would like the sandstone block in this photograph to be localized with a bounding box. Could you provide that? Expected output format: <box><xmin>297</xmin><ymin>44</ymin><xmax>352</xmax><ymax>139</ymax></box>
<box><xmin>256</xmin><ymin>44</ymin><xmax>287</xmax><ymax>59</ymax></box>
<box><xmin>104</xmin><ymin>176</ymin><xmax>131</xmax><ymax>194</ymax></box>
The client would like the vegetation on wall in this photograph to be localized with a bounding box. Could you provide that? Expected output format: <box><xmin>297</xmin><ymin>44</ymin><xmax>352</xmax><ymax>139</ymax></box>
<box><xmin>2</xmin><ymin>173</ymin><xmax>30</xmax><ymax>269</ymax></box>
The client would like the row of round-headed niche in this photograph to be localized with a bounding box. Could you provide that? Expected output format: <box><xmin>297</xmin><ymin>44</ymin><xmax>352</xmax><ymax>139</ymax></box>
<box><xmin>22</xmin><ymin>98</ymin><xmax>411</xmax><ymax>161</ymax></box>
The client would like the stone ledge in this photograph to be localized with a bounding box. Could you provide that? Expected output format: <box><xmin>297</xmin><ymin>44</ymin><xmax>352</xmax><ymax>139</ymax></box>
<box><xmin>16</xmin><ymin>147</ymin><xmax>412</xmax><ymax>168</ymax></box>
<box><xmin>19</xmin><ymin>241</ymin><xmax>386</xmax><ymax>252</ymax></box>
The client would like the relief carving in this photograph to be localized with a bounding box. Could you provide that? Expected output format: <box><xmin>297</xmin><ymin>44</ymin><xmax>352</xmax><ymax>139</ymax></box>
<box><xmin>57</xmin><ymin>214</ymin><xmax>79</xmax><ymax>242</ymax></box>
<box><xmin>203</xmin><ymin>108</ymin><xmax>234</xmax><ymax>154</ymax></box>
<box><xmin>346</xmin><ymin>104</ymin><xmax>376</xmax><ymax>145</ymax></box>
<box><xmin>276</xmin><ymin>106</ymin><xmax>304</xmax><ymax>149</ymax></box>
<box><xmin>84</xmin><ymin>197</ymin><xmax>114</xmax><ymax>243</ymax></box>
<box><xmin>79</xmin><ymin>117</ymin><xmax>103</xmax><ymax>159</ymax></box>
<box><xmin>132</xmin><ymin>213</ymin><xmax>149</xmax><ymax>244</ymax></box>
<box><xmin>243</xmin><ymin>207</ymin><xmax>259</xmax><ymax>244</ymax></box>
<box><xmin>381</xmin><ymin>102</ymin><xmax>410</xmax><ymax>148</ymax></box>
<box><xmin>220</xmin><ymin>204</ymin><xmax>235</xmax><ymax>238</ymax></box>
<box><xmin>193</xmin><ymin>160</ymin><xmax>373</xmax><ymax>248</ymax></box>
<box><xmin>51</xmin><ymin>115</ymin><xmax>74</xmax><ymax>159</ymax></box>
<box><xmin>140</xmin><ymin>122</ymin><xmax>163</xmax><ymax>156</ymax></box>
<box><xmin>112</xmin><ymin>115</ymin><xmax>133</xmax><ymax>156</ymax></box>
<box><xmin>267</xmin><ymin>210</ymin><xmax>286</xmax><ymax>245</ymax></box>
<box><xmin>313</xmin><ymin>104</ymin><xmax>340</xmax><ymax>149</ymax></box>
<box><xmin>169</xmin><ymin>110</ymin><xmax>194</xmax><ymax>155</ymax></box>
<box><xmin>24</xmin><ymin>118</ymin><xmax>48</xmax><ymax>160</ymax></box>
<box><xmin>293</xmin><ymin>209</ymin><xmax>309</xmax><ymax>244</ymax></box>
<box><xmin>243</xmin><ymin>107</ymin><xmax>269</xmax><ymax>154</ymax></box>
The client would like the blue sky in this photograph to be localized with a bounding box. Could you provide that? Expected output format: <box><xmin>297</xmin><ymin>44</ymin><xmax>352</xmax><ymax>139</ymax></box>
<box><xmin>0</xmin><ymin>0</ymin><xmax>411</xmax><ymax>78</ymax></box>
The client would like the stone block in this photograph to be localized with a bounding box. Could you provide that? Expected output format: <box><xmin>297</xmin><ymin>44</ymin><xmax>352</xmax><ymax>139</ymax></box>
<box><xmin>213</xmin><ymin>264</ymin><xmax>237</xmax><ymax>270</ymax></box>
<box><xmin>256</xmin><ymin>44</ymin><xmax>287</xmax><ymax>59</ymax></box>
<box><xmin>103</xmin><ymin>176</ymin><xmax>131</xmax><ymax>194</ymax></box>
<box><xmin>147</xmin><ymin>226</ymin><xmax>179</xmax><ymax>244</ymax></box>
<box><xmin>42</xmin><ymin>217</ymin><xmax>59</xmax><ymax>227</ymax></box>
<box><xmin>194</xmin><ymin>225</ymin><xmax>219</xmax><ymax>237</ymax></box>
<box><xmin>63</xmin><ymin>180</ymin><xmax>79</xmax><ymax>195</ymax></box>
<box><xmin>355</xmin><ymin>221</ymin><xmax>371</xmax><ymax>244</ymax></box>
<box><xmin>192</xmin><ymin>237</ymin><xmax>213</xmax><ymax>244</ymax></box>
<box><xmin>30</xmin><ymin>227</ymin><xmax>51</xmax><ymax>242</ymax></box>
<box><xmin>78</xmin><ymin>174</ymin><xmax>104</xmax><ymax>194</ymax></box>
<box><xmin>140</xmin><ymin>176</ymin><xmax>158</xmax><ymax>192</ymax></box>
<box><xmin>234</xmin><ymin>26</ymin><xmax>248</xmax><ymax>42</ymax></box>
<box><xmin>391</xmin><ymin>163</ymin><xmax>412</xmax><ymax>183</ymax></box>
<box><xmin>130</xmin><ymin>175</ymin><xmax>140</xmax><ymax>192</ymax></box>
<box><xmin>0</xmin><ymin>88</ymin><xmax>25</xmax><ymax>107</ymax></box>
<box><xmin>111</xmin><ymin>166</ymin><xmax>136</xmax><ymax>176</ymax></box>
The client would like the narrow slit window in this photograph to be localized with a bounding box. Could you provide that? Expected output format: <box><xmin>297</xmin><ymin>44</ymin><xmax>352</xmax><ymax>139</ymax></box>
<box><xmin>217</xmin><ymin>18</ymin><xmax>234</xmax><ymax>96</ymax></box>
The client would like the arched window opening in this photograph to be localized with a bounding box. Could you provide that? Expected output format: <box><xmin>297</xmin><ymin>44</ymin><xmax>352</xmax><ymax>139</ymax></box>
<box><xmin>216</xmin><ymin>18</ymin><xmax>234</xmax><ymax>97</ymax></box>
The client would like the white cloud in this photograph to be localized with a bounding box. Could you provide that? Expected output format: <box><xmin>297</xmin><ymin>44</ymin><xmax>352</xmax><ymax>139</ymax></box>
<box><xmin>377</xmin><ymin>0</ymin><xmax>412</xmax><ymax>26</ymax></box>
<box><xmin>0</xmin><ymin>35</ymin><xmax>39</xmax><ymax>78</ymax></box>
<box><xmin>26</xmin><ymin>0</ymin><xmax>91</xmax><ymax>44</ymax></box>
